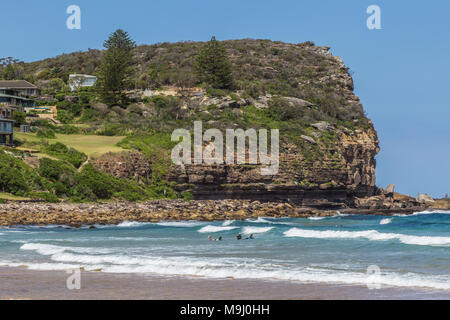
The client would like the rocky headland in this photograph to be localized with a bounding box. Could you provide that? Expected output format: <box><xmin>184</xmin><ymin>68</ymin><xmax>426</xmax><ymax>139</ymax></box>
<box><xmin>3</xmin><ymin>40</ymin><xmax>447</xmax><ymax>227</ymax></box>
<box><xmin>0</xmin><ymin>194</ymin><xmax>447</xmax><ymax>227</ymax></box>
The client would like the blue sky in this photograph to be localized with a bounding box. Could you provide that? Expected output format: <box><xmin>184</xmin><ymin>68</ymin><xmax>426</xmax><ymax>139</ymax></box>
<box><xmin>2</xmin><ymin>0</ymin><xmax>449</xmax><ymax>197</ymax></box>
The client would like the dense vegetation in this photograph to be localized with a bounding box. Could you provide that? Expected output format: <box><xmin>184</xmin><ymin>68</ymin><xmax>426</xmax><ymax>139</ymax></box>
<box><xmin>0</xmin><ymin>147</ymin><xmax>176</xmax><ymax>203</ymax></box>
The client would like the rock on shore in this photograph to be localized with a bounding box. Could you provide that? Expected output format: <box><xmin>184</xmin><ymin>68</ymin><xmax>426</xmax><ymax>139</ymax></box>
<box><xmin>0</xmin><ymin>200</ymin><xmax>336</xmax><ymax>227</ymax></box>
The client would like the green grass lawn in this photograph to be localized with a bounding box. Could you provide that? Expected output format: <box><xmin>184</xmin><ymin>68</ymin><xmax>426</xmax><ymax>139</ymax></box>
<box><xmin>0</xmin><ymin>192</ymin><xmax>31</xmax><ymax>201</ymax></box>
<box><xmin>15</xmin><ymin>132</ymin><xmax>126</xmax><ymax>158</ymax></box>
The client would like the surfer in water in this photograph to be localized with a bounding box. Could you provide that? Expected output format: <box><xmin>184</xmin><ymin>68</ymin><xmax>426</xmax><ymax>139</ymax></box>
<box><xmin>236</xmin><ymin>233</ymin><xmax>254</xmax><ymax>240</ymax></box>
<box><xmin>208</xmin><ymin>236</ymin><xmax>223</xmax><ymax>241</ymax></box>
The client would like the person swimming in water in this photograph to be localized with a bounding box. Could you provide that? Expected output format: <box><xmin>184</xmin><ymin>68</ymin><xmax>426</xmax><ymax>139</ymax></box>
<box><xmin>209</xmin><ymin>235</ymin><xmax>223</xmax><ymax>241</ymax></box>
<box><xmin>236</xmin><ymin>233</ymin><xmax>242</xmax><ymax>240</ymax></box>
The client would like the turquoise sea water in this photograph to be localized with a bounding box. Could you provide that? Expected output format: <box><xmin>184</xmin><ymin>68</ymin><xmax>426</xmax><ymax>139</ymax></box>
<box><xmin>0</xmin><ymin>210</ymin><xmax>449</xmax><ymax>291</ymax></box>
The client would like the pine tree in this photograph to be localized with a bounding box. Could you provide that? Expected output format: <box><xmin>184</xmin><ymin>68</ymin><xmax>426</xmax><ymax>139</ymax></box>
<box><xmin>97</xmin><ymin>29</ymin><xmax>136</xmax><ymax>106</ymax></box>
<box><xmin>195</xmin><ymin>36</ymin><xmax>233</xmax><ymax>90</ymax></box>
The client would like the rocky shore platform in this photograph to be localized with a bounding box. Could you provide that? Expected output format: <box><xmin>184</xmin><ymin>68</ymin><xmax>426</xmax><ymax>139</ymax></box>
<box><xmin>0</xmin><ymin>198</ymin><xmax>437</xmax><ymax>227</ymax></box>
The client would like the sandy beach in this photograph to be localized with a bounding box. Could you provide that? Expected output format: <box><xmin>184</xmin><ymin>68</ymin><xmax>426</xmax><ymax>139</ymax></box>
<box><xmin>0</xmin><ymin>267</ymin><xmax>448</xmax><ymax>300</ymax></box>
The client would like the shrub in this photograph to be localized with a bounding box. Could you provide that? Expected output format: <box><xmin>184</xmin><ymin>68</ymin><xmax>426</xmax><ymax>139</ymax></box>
<box><xmin>182</xmin><ymin>191</ymin><xmax>194</xmax><ymax>201</ymax></box>
<box><xmin>28</xmin><ymin>191</ymin><xmax>60</xmax><ymax>203</ymax></box>
<box><xmin>56</xmin><ymin>124</ymin><xmax>81</xmax><ymax>134</ymax></box>
<box><xmin>56</xmin><ymin>110</ymin><xmax>75</xmax><ymax>124</ymax></box>
<box><xmin>149</xmin><ymin>95</ymin><xmax>180</xmax><ymax>119</ymax></box>
<box><xmin>267</xmin><ymin>97</ymin><xmax>299</xmax><ymax>121</ymax></box>
<box><xmin>36</xmin><ymin>128</ymin><xmax>56</xmax><ymax>139</ymax></box>
<box><xmin>79</xmin><ymin>108</ymin><xmax>100</xmax><ymax>122</ymax></box>
<box><xmin>0</xmin><ymin>167</ymin><xmax>29</xmax><ymax>195</ymax></box>
<box><xmin>12</xmin><ymin>111</ymin><xmax>26</xmax><ymax>127</ymax></box>
<box><xmin>243</xmin><ymin>83</ymin><xmax>263</xmax><ymax>99</ymax></box>
<box><xmin>41</xmin><ymin>142</ymin><xmax>87</xmax><ymax>168</ymax></box>
<box><xmin>114</xmin><ymin>190</ymin><xmax>145</xmax><ymax>202</ymax></box>
<box><xmin>39</xmin><ymin>158</ymin><xmax>75</xmax><ymax>181</ymax></box>
<box><xmin>75</xmin><ymin>164</ymin><xmax>118</xmax><ymax>199</ymax></box>
<box><xmin>0</xmin><ymin>151</ymin><xmax>45</xmax><ymax>196</ymax></box>
<box><xmin>206</xmin><ymin>88</ymin><xmax>228</xmax><ymax>97</ymax></box>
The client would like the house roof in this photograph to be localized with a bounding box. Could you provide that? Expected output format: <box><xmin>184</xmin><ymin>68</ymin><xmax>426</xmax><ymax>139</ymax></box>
<box><xmin>0</xmin><ymin>80</ymin><xmax>38</xmax><ymax>89</ymax></box>
<box><xmin>69</xmin><ymin>74</ymin><xmax>97</xmax><ymax>79</ymax></box>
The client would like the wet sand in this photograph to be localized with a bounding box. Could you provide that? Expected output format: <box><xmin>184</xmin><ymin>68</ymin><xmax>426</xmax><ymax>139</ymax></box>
<box><xmin>0</xmin><ymin>267</ymin><xmax>448</xmax><ymax>300</ymax></box>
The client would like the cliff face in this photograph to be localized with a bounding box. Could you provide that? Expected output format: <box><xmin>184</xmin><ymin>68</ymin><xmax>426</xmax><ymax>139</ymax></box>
<box><xmin>93</xmin><ymin>115</ymin><xmax>379</xmax><ymax>208</ymax></box>
<box><xmin>163</xmin><ymin>125</ymin><xmax>379</xmax><ymax>208</ymax></box>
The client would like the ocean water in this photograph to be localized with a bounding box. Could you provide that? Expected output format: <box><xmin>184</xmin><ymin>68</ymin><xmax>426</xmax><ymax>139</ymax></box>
<box><xmin>0</xmin><ymin>210</ymin><xmax>449</xmax><ymax>291</ymax></box>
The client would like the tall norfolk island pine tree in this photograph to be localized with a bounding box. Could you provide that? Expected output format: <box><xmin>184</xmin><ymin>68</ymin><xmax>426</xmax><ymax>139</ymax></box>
<box><xmin>195</xmin><ymin>36</ymin><xmax>233</xmax><ymax>90</ymax></box>
<box><xmin>97</xmin><ymin>29</ymin><xmax>136</xmax><ymax>106</ymax></box>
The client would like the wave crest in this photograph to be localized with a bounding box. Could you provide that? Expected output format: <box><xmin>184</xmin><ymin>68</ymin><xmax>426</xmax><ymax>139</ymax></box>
<box><xmin>284</xmin><ymin>228</ymin><xmax>450</xmax><ymax>246</ymax></box>
<box><xmin>198</xmin><ymin>225</ymin><xmax>239</xmax><ymax>233</ymax></box>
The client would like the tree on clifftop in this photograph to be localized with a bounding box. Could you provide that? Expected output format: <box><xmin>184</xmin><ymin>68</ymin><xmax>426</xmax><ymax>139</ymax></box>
<box><xmin>97</xmin><ymin>29</ymin><xmax>136</xmax><ymax>106</ymax></box>
<box><xmin>195</xmin><ymin>36</ymin><xmax>233</xmax><ymax>90</ymax></box>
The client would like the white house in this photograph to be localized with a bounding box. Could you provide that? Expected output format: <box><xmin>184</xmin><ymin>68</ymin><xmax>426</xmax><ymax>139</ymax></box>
<box><xmin>69</xmin><ymin>74</ymin><xmax>98</xmax><ymax>91</ymax></box>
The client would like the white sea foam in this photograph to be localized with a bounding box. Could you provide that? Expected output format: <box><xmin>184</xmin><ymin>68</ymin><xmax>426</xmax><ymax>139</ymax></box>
<box><xmin>308</xmin><ymin>217</ymin><xmax>326</xmax><ymax>221</ymax></box>
<box><xmin>20</xmin><ymin>243</ymin><xmax>114</xmax><ymax>255</ymax></box>
<box><xmin>284</xmin><ymin>228</ymin><xmax>450</xmax><ymax>246</ymax></box>
<box><xmin>246</xmin><ymin>217</ymin><xmax>271</xmax><ymax>223</ymax></box>
<box><xmin>103</xmin><ymin>264</ymin><xmax>450</xmax><ymax>290</ymax></box>
<box><xmin>242</xmin><ymin>227</ymin><xmax>274</xmax><ymax>234</ymax></box>
<box><xmin>380</xmin><ymin>218</ymin><xmax>393</xmax><ymax>225</ymax></box>
<box><xmin>247</xmin><ymin>217</ymin><xmax>294</xmax><ymax>225</ymax></box>
<box><xmin>412</xmin><ymin>210</ymin><xmax>450</xmax><ymax>216</ymax></box>
<box><xmin>156</xmin><ymin>221</ymin><xmax>204</xmax><ymax>227</ymax></box>
<box><xmin>117</xmin><ymin>221</ymin><xmax>151</xmax><ymax>228</ymax></box>
<box><xmin>7</xmin><ymin>244</ymin><xmax>450</xmax><ymax>290</ymax></box>
<box><xmin>7</xmin><ymin>254</ymin><xmax>449</xmax><ymax>290</ymax></box>
<box><xmin>198</xmin><ymin>225</ymin><xmax>239</xmax><ymax>233</ymax></box>
<box><xmin>222</xmin><ymin>220</ymin><xmax>235</xmax><ymax>226</ymax></box>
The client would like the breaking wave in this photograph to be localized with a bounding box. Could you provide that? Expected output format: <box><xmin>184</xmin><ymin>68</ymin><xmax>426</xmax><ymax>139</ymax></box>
<box><xmin>156</xmin><ymin>221</ymin><xmax>204</xmax><ymax>227</ymax></box>
<box><xmin>308</xmin><ymin>217</ymin><xmax>326</xmax><ymax>221</ymax></box>
<box><xmin>8</xmin><ymin>243</ymin><xmax>450</xmax><ymax>290</ymax></box>
<box><xmin>284</xmin><ymin>228</ymin><xmax>450</xmax><ymax>246</ymax></box>
<box><xmin>242</xmin><ymin>227</ymin><xmax>274</xmax><ymax>234</ymax></box>
<box><xmin>222</xmin><ymin>220</ymin><xmax>235</xmax><ymax>226</ymax></box>
<box><xmin>117</xmin><ymin>221</ymin><xmax>151</xmax><ymax>228</ymax></box>
<box><xmin>198</xmin><ymin>225</ymin><xmax>239</xmax><ymax>233</ymax></box>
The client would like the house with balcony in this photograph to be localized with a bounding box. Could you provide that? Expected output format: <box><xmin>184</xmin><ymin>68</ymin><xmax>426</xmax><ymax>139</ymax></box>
<box><xmin>0</xmin><ymin>83</ymin><xmax>35</xmax><ymax>112</ymax></box>
<box><xmin>0</xmin><ymin>80</ymin><xmax>40</xmax><ymax>146</ymax></box>
<box><xmin>69</xmin><ymin>74</ymin><xmax>97</xmax><ymax>91</ymax></box>
<box><xmin>0</xmin><ymin>105</ymin><xmax>14</xmax><ymax>146</ymax></box>
<box><xmin>0</xmin><ymin>80</ymin><xmax>40</xmax><ymax>98</ymax></box>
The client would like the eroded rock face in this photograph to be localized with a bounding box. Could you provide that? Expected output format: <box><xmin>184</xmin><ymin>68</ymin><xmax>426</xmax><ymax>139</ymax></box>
<box><xmin>162</xmin><ymin>123</ymin><xmax>380</xmax><ymax>208</ymax></box>
<box><xmin>92</xmin><ymin>152</ymin><xmax>152</xmax><ymax>183</ymax></box>
<box><xmin>417</xmin><ymin>193</ymin><xmax>435</xmax><ymax>204</ymax></box>
<box><xmin>339</xmin><ymin>126</ymin><xmax>379</xmax><ymax>189</ymax></box>
<box><xmin>355</xmin><ymin>192</ymin><xmax>421</xmax><ymax>210</ymax></box>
